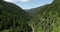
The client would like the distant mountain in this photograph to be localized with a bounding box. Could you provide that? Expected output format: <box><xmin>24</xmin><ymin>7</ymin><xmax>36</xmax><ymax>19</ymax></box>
<box><xmin>25</xmin><ymin>7</ymin><xmax>41</xmax><ymax>15</ymax></box>
<box><xmin>28</xmin><ymin>0</ymin><xmax>60</xmax><ymax>32</ymax></box>
<box><xmin>25</xmin><ymin>7</ymin><xmax>43</xmax><ymax>15</ymax></box>
<box><xmin>0</xmin><ymin>0</ymin><xmax>32</xmax><ymax>32</ymax></box>
<box><xmin>25</xmin><ymin>4</ymin><xmax>49</xmax><ymax>15</ymax></box>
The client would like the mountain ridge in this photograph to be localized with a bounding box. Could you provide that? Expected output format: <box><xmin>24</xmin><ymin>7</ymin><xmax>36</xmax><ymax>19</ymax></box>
<box><xmin>25</xmin><ymin>4</ymin><xmax>50</xmax><ymax>15</ymax></box>
<box><xmin>0</xmin><ymin>0</ymin><xmax>32</xmax><ymax>32</ymax></box>
<box><xmin>28</xmin><ymin>0</ymin><xmax>60</xmax><ymax>32</ymax></box>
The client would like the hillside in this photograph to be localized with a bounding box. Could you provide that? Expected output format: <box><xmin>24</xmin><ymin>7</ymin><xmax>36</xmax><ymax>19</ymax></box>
<box><xmin>0</xmin><ymin>0</ymin><xmax>32</xmax><ymax>32</ymax></box>
<box><xmin>28</xmin><ymin>0</ymin><xmax>60</xmax><ymax>32</ymax></box>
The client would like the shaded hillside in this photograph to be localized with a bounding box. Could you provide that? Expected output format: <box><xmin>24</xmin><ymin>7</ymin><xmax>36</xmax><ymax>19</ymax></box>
<box><xmin>28</xmin><ymin>0</ymin><xmax>60</xmax><ymax>32</ymax></box>
<box><xmin>0</xmin><ymin>0</ymin><xmax>32</xmax><ymax>32</ymax></box>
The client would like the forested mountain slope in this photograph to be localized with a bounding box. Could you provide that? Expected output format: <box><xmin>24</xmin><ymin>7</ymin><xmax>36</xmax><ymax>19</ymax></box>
<box><xmin>28</xmin><ymin>0</ymin><xmax>60</xmax><ymax>32</ymax></box>
<box><xmin>0</xmin><ymin>0</ymin><xmax>32</xmax><ymax>32</ymax></box>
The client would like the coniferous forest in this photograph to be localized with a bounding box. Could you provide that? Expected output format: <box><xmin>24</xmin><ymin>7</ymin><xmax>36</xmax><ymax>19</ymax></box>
<box><xmin>0</xmin><ymin>0</ymin><xmax>60</xmax><ymax>32</ymax></box>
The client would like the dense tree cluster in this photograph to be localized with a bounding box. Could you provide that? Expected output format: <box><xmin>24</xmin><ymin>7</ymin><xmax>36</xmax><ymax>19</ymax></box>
<box><xmin>28</xmin><ymin>0</ymin><xmax>60</xmax><ymax>32</ymax></box>
<box><xmin>0</xmin><ymin>0</ymin><xmax>32</xmax><ymax>32</ymax></box>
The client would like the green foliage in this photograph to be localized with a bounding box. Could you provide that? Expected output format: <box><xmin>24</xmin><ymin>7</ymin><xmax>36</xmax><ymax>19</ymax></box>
<box><xmin>0</xmin><ymin>0</ymin><xmax>32</xmax><ymax>32</ymax></box>
<box><xmin>28</xmin><ymin>0</ymin><xmax>60</xmax><ymax>32</ymax></box>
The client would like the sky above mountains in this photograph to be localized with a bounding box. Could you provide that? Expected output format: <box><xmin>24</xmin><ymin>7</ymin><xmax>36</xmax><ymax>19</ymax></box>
<box><xmin>4</xmin><ymin>0</ymin><xmax>53</xmax><ymax>9</ymax></box>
